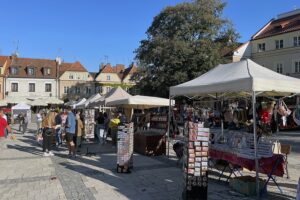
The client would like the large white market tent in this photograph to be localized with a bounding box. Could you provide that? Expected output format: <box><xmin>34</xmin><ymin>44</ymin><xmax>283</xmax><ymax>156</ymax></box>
<box><xmin>169</xmin><ymin>58</ymin><xmax>300</xmax><ymax>198</ymax></box>
<box><xmin>170</xmin><ymin>59</ymin><xmax>300</xmax><ymax>97</ymax></box>
<box><xmin>76</xmin><ymin>94</ymin><xmax>101</xmax><ymax>109</ymax></box>
<box><xmin>106</xmin><ymin>95</ymin><xmax>173</xmax><ymax>109</ymax></box>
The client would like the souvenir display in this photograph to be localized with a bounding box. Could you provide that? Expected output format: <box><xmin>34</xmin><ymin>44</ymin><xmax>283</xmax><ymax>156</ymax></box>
<box><xmin>117</xmin><ymin>123</ymin><xmax>134</xmax><ymax>173</ymax></box>
<box><xmin>183</xmin><ymin>122</ymin><xmax>209</xmax><ymax>199</ymax></box>
<box><xmin>84</xmin><ymin>109</ymin><xmax>95</xmax><ymax>139</ymax></box>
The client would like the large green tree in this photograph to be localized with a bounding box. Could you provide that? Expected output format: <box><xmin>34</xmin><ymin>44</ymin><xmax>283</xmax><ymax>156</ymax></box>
<box><xmin>134</xmin><ymin>0</ymin><xmax>239</xmax><ymax>97</ymax></box>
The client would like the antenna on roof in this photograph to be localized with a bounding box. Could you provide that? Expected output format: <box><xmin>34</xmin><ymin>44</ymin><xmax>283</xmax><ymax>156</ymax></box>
<box><xmin>13</xmin><ymin>40</ymin><xmax>19</xmax><ymax>57</ymax></box>
<box><xmin>104</xmin><ymin>55</ymin><xmax>109</xmax><ymax>64</ymax></box>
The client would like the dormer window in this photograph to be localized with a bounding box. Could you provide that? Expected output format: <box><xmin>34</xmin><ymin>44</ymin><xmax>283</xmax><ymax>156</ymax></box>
<box><xmin>43</xmin><ymin>67</ymin><xmax>51</xmax><ymax>76</ymax></box>
<box><xmin>106</xmin><ymin>75</ymin><xmax>110</xmax><ymax>81</ymax></box>
<box><xmin>69</xmin><ymin>74</ymin><xmax>74</xmax><ymax>79</ymax></box>
<box><xmin>294</xmin><ymin>36</ymin><xmax>300</xmax><ymax>47</ymax></box>
<box><xmin>10</xmin><ymin>66</ymin><xmax>18</xmax><ymax>75</ymax></box>
<box><xmin>27</xmin><ymin>67</ymin><xmax>34</xmax><ymax>76</ymax></box>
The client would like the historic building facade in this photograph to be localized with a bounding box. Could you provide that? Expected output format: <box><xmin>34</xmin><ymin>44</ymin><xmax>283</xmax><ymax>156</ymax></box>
<box><xmin>233</xmin><ymin>9</ymin><xmax>300</xmax><ymax>79</ymax></box>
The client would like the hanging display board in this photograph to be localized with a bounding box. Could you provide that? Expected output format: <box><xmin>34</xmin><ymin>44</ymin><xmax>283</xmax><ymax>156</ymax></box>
<box><xmin>183</xmin><ymin>121</ymin><xmax>209</xmax><ymax>200</ymax></box>
<box><xmin>84</xmin><ymin>109</ymin><xmax>95</xmax><ymax>139</ymax></box>
<box><xmin>117</xmin><ymin>123</ymin><xmax>134</xmax><ymax>173</ymax></box>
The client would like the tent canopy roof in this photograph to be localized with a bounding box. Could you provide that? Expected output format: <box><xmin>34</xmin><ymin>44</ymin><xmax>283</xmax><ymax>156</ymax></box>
<box><xmin>12</xmin><ymin>103</ymin><xmax>31</xmax><ymax>110</ymax></box>
<box><xmin>170</xmin><ymin>59</ymin><xmax>300</xmax><ymax>97</ymax></box>
<box><xmin>95</xmin><ymin>86</ymin><xmax>131</xmax><ymax>106</ymax></box>
<box><xmin>76</xmin><ymin>94</ymin><xmax>101</xmax><ymax>109</ymax></box>
<box><xmin>106</xmin><ymin>95</ymin><xmax>173</xmax><ymax>109</ymax></box>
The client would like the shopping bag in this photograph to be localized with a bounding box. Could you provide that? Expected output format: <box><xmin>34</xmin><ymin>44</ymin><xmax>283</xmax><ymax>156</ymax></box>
<box><xmin>272</xmin><ymin>140</ymin><xmax>281</xmax><ymax>154</ymax></box>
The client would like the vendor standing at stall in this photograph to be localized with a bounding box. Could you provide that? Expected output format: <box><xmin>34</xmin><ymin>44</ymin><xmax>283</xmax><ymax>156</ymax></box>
<box><xmin>75</xmin><ymin>112</ymin><xmax>83</xmax><ymax>151</ymax></box>
<box><xmin>109</xmin><ymin>113</ymin><xmax>120</xmax><ymax>146</ymax></box>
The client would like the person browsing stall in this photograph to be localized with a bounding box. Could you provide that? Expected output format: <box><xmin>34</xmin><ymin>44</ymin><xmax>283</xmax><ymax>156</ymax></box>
<box><xmin>0</xmin><ymin>109</ymin><xmax>11</xmax><ymax>138</ymax></box>
<box><xmin>65</xmin><ymin>107</ymin><xmax>76</xmax><ymax>157</ymax></box>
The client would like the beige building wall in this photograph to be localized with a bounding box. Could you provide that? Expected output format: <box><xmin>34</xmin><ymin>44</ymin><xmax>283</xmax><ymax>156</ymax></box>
<box><xmin>251</xmin><ymin>30</ymin><xmax>300</xmax><ymax>77</ymax></box>
<box><xmin>95</xmin><ymin>73</ymin><xmax>122</xmax><ymax>95</ymax></box>
<box><xmin>0</xmin><ymin>77</ymin><xmax>4</xmax><ymax>100</ymax></box>
<box><xmin>59</xmin><ymin>71</ymin><xmax>94</xmax><ymax>100</ymax></box>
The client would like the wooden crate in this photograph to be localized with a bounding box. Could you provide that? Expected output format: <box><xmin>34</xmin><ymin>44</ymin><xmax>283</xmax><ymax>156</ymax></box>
<box><xmin>229</xmin><ymin>176</ymin><xmax>265</xmax><ymax>196</ymax></box>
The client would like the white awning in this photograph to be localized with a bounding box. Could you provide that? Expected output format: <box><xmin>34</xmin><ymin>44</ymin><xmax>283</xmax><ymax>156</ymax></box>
<box><xmin>106</xmin><ymin>95</ymin><xmax>174</xmax><ymax>109</ymax></box>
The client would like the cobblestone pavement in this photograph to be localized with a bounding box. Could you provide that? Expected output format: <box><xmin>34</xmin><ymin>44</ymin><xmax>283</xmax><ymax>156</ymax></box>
<box><xmin>0</xmin><ymin>123</ymin><xmax>298</xmax><ymax>200</ymax></box>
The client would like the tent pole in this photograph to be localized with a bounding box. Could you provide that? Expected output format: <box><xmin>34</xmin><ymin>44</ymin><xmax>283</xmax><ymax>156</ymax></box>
<box><xmin>167</xmin><ymin>95</ymin><xmax>172</xmax><ymax>158</ymax></box>
<box><xmin>252</xmin><ymin>91</ymin><xmax>260</xmax><ymax>199</ymax></box>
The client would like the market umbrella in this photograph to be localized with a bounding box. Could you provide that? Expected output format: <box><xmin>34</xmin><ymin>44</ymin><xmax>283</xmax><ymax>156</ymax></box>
<box><xmin>46</xmin><ymin>97</ymin><xmax>64</xmax><ymax>105</ymax></box>
<box><xmin>0</xmin><ymin>100</ymin><xmax>8</xmax><ymax>107</ymax></box>
<box><xmin>28</xmin><ymin>98</ymin><xmax>48</xmax><ymax>106</ymax></box>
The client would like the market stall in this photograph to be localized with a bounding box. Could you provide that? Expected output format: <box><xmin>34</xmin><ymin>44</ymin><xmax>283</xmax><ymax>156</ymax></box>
<box><xmin>107</xmin><ymin>95</ymin><xmax>173</xmax><ymax>156</ymax></box>
<box><xmin>76</xmin><ymin>94</ymin><xmax>101</xmax><ymax>109</ymax></box>
<box><xmin>170</xmin><ymin>59</ymin><xmax>300</xmax><ymax>198</ymax></box>
<box><xmin>11</xmin><ymin>103</ymin><xmax>31</xmax><ymax>123</ymax></box>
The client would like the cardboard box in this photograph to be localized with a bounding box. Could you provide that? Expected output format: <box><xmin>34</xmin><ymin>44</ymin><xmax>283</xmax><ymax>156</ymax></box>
<box><xmin>229</xmin><ymin>176</ymin><xmax>265</xmax><ymax>196</ymax></box>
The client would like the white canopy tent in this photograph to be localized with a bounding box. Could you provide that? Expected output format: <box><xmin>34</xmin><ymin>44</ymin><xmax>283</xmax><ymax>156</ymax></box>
<box><xmin>72</xmin><ymin>98</ymin><xmax>86</xmax><ymax>109</ymax></box>
<box><xmin>170</xmin><ymin>59</ymin><xmax>300</xmax><ymax>197</ymax></box>
<box><xmin>92</xmin><ymin>87</ymin><xmax>131</xmax><ymax>107</ymax></box>
<box><xmin>46</xmin><ymin>97</ymin><xmax>64</xmax><ymax>105</ymax></box>
<box><xmin>11</xmin><ymin>103</ymin><xmax>31</xmax><ymax>123</ymax></box>
<box><xmin>106</xmin><ymin>95</ymin><xmax>173</xmax><ymax>109</ymax></box>
<box><xmin>107</xmin><ymin>95</ymin><xmax>173</xmax><ymax>123</ymax></box>
<box><xmin>76</xmin><ymin>94</ymin><xmax>101</xmax><ymax>109</ymax></box>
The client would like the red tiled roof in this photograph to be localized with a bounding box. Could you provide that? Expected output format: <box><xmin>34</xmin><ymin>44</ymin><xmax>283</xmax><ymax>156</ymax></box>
<box><xmin>0</xmin><ymin>56</ymin><xmax>7</xmax><ymax>66</ymax></box>
<box><xmin>252</xmin><ymin>12</ymin><xmax>300</xmax><ymax>40</ymax></box>
<box><xmin>98</xmin><ymin>63</ymin><xmax>137</xmax><ymax>80</ymax></box>
<box><xmin>6</xmin><ymin>56</ymin><xmax>58</xmax><ymax>78</ymax></box>
<box><xmin>59</xmin><ymin>61</ymin><xmax>87</xmax><ymax>76</ymax></box>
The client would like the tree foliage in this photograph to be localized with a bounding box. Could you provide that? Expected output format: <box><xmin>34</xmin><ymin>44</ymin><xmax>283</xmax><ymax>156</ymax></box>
<box><xmin>134</xmin><ymin>0</ymin><xmax>239</xmax><ymax>97</ymax></box>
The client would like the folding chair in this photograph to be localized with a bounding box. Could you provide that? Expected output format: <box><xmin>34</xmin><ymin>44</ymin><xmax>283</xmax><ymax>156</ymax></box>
<box><xmin>280</xmin><ymin>144</ymin><xmax>291</xmax><ymax>179</ymax></box>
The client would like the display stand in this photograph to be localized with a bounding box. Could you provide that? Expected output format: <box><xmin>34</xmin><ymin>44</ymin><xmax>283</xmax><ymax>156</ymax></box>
<box><xmin>84</xmin><ymin>109</ymin><xmax>95</xmax><ymax>139</ymax></box>
<box><xmin>117</xmin><ymin>123</ymin><xmax>134</xmax><ymax>173</ymax></box>
<box><xmin>183</xmin><ymin>121</ymin><xmax>209</xmax><ymax>200</ymax></box>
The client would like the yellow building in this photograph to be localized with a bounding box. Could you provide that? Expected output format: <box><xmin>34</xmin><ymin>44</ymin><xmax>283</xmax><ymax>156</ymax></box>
<box><xmin>59</xmin><ymin>61</ymin><xmax>94</xmax><ymax>101</ymax></box>
<box><xmin>95</xmin><ymin>63</ymin><xmax>137</xmax><ymax>95</ymax></box>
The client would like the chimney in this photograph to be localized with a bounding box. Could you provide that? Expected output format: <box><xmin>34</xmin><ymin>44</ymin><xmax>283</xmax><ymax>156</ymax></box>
<box><xmin>56</xmin><ymin>57</ymin><xmax>62</xmax><ymax>65</ymax></box>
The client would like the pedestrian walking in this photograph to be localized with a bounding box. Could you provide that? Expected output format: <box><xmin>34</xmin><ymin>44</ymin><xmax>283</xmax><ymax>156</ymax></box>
<box><xmin>0</xmin><ymin>109</ymin><xmax>11</xmax><ymax>138</ymax></box>
<box><xmin>75</xmin><ymin>112</ymin><xmax>83</xmax><ymax>152</ymax></box>
<box><xmin>22</xmin><ymin>114</ymin><xmax>28</xmax><ymax>134</ymax></box>
<box><xmin>65</xmin><ymin>107</ymin><xmax>76</xmax><ymax>157</ymax></box>
<box><xmin>54</xmin><ymin>111</ymin><xmax>62</xmax><ymax>147</ymax></box>
<box><xmin>42</xmin><ymin>111</ymin><xmax>56</xmax><ymax>157</ymax></box>
<box><xmin>18</xmin><ymin>112</ymin><xmax>24</xmax><ymax>132</ymax></box>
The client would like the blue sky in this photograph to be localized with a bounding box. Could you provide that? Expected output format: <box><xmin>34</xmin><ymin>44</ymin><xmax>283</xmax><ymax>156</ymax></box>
<box><xmin>0</xmin><ymin>0</ymin><xmax>299</xmax><ymax>72</ymax></box>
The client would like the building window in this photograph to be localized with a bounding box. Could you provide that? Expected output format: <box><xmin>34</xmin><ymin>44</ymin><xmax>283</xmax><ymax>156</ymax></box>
<box><xmin>44</xmin><ymin>68</ymin><xmax>51</xmax><ymax>76</ymax></box>
<box><xmin>11</xmin><ymin>83</ymin><xmax>18</xmax><ymax>92</ymax></box>
<box><xmin>10</xmin><ymin>67</ymin><xmax>18</xmax><ymax>75</ymax></box>
<box><xmin>45</xmin><ymin>83</ymin><xmax>52</xmax><ymax>92</ymax></box>
<box><xmin>294</xmin><ymin>36</ymin><xmax>300</xmax><ymax>47</ymax></box>
<box><xmin>106</xmin><ymin>87</ymin><xmax>111</xmax><ymax>93</ymax></box>
<box><xmin>69</xmin><ymin>74</ymin><xmax>74</xmax><ymax>79</ymax></box>
<box><xmin>295</xmin><ymin>61</ymin><xmax>300</xmax><ymax>73</ymax></box>
<box><xmin>86</xmin><ymin>87</ymin><xmax>92</xmax><ymax>94</ymax></box>
<box><xmin>275</xmin><ymin>63</ymin><xmax>283</xmax><ymax>74</ymax></box>
<box><xmin>257</xmin><ymin>43</ymin><xmax>265</xmax><ymax>52</ymax></box>
<box><xmin>27</xmin><ymin>67</ymin><xmax>34</xmax><ymax>76</ymax></box>
<box><xmin>0</xmin><ymin>68</ymin><xmax>2</xmax><ymax>74</ymax></box>
<box><xmin>275</xmin><ymin>40</ymin><xmax>283</xmax><ymax>49</ymax></box>
<box><xmin>76</xmin><ymin>87</ymin><xmax>80</xmax><ymax>94</ymax></box>
<box><xmin>29</xmin><ymin>83</ymin><xmax>35</xmax><ymax>92</ymax></box>
<box><xmin>64</xmin><ymin>86</ymin><xmax>70</xmax><ymax>94</ymax></box>
<box><xmin>106</xmin><ymin>75</ymin><xmax>110</xmax><ymax>81</ymax></box>
<box><xmin>0</xmin><ymin>84</ymin><xmax>1</xmax><ymax>92</ymax></box>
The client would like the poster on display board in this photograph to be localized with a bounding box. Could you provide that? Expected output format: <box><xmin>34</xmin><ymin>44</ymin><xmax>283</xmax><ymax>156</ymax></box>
<box><xmin>84</xmin><ymin>109</ymin><xmax>95</xmax><ymax>139</ymax></box>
